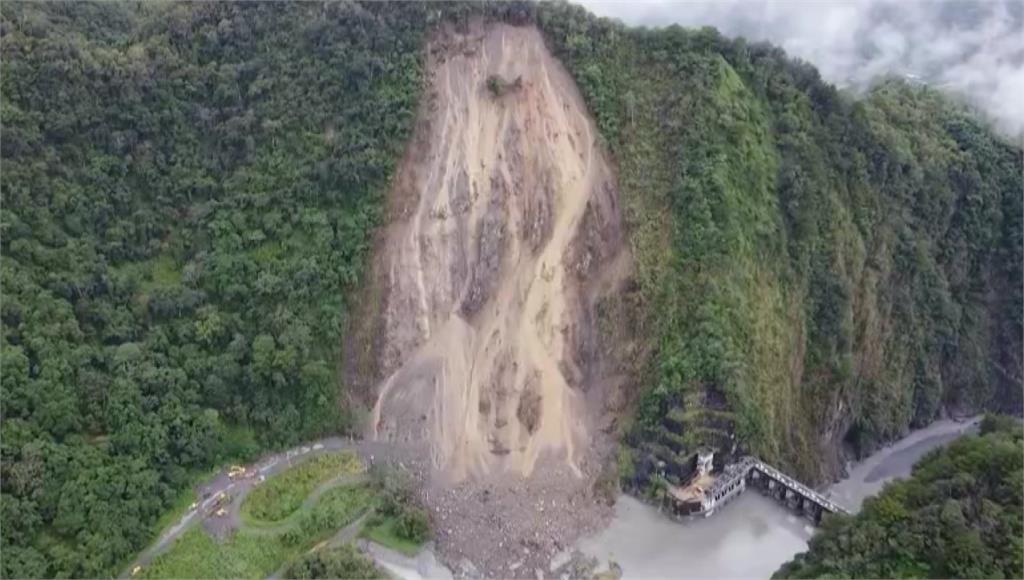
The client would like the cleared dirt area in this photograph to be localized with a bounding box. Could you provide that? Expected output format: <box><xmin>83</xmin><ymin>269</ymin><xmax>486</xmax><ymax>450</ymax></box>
<box><xmin>366</xmin><ymin>20</ymin><xmax>631</xmax><ymax>482</ymax></box>
<box><xmin>352</xmin><ymin>19</ymin><xmax>636</xmax><ymax>576</ymax></box>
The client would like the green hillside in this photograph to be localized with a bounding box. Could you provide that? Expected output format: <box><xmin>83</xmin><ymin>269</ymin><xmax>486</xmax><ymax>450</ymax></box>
<box><xmin>775</xmin><ymin>416</ymin><xmax>1024</xmax><ymax>579</ymax></box>
<box><xmin>536</xmin><ymin>1</ymin><xmax>1022</xmax><ymax>487</ymax></box>
<box><xmin>1</xmin><ymin>3</ymin><xmax>428</xmax><ymax>576</ymax></box>
<box><xmin>1</xmin><ymin>2</ymin><xmax>1020</xmax><ymax>576</ymax></box>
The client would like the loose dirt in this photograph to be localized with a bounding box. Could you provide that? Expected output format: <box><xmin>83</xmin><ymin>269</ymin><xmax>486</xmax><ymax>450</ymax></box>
<box><xmin>369</xmin><ymin>19</ymin><xmax>629</xmax><ymax>481</ymax></box>
<box><xmin>357</xmin><ymin>20</ymin><xmax>635</xmax><ymax>575</ymax></box>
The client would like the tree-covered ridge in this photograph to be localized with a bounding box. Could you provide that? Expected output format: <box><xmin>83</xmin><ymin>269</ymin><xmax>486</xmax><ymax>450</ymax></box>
<box><xmin>535</xmin><ymin>2</ymin><xmax>1023</xmax><ymax>487</ymax></box>
<box><xmin>776</xmin><ymin>416</ymin><xmax>1024</xmax><ymax>579</ymax></box>
<box><xmin>1</xmin><ymin>2</ymin><xmax>428</xmax><ymax>576</ymax></box>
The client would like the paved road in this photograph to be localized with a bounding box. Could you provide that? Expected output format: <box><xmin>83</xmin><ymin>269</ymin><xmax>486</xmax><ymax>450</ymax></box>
<box><xmin>219</xmin><ymin>472</ymin><xmax>370</xmax><ymax>538</ymax></box>
<box><xmin>121</xmin><ymin>437</ymin><xmax>423</xmax><ymax>578</ymax></box>
<box><xmin>829</xmin><ymin>415</ymin><xmax>982</xmax><ymax>511</ymax></box>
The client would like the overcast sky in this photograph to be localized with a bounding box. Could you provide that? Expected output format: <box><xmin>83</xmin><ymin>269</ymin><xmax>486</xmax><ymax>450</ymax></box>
<box><xmin>580</xmin><ymin>0</ymin><xmax>1024</xmax><ymax>138</ymax></box>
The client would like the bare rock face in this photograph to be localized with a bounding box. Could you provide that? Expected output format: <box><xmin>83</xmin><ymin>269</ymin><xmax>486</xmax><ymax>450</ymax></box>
<box><xmin>366</xmin><ymin>21</ymin><xmax>631</xmax><ymax>482</ymax></box>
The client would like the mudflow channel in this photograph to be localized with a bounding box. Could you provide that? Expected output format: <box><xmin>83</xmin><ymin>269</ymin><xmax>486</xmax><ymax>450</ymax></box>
<box><xmin>369</xmin><ymin>22</ymin><xmax>629</xmax><ymax>482</ymax></box>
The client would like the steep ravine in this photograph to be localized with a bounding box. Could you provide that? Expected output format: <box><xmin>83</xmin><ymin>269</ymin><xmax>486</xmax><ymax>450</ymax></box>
<box><xmin>362</xmin><ymin>21</ymin><xmax>631</xmax><ymax>482</ymax></box>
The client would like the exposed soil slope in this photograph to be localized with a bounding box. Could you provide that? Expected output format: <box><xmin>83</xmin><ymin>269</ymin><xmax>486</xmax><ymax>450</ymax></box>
<box><xmin>365</xmin><ymin>21</ymin><xmax>630</xmax><ymax>482</ymax></box>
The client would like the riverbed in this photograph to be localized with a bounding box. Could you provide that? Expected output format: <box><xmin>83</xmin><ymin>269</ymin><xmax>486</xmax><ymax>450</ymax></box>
<box><xmin>576</xmin><ymin>416</ymin><xmax>981</xmax><ymax>579</ymax></box>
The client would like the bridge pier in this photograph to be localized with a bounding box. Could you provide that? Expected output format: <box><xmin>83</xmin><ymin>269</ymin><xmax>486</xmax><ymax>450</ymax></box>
<box><xmin>684</xmin><ymin>455</ymin><xmax>849</xmax><ymax>524</ymax></box>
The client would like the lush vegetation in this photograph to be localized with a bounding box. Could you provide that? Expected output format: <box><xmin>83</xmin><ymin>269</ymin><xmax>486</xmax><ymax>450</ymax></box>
<box><xmin>0</xmin><ymin>2</ymin><xmax>430</xmax><ymax>576</ymax></box>
<box><xmin>140</xmin><ymin>527</ymin><xmax>287</xmax><ymax>579</ymax></box>
<box><xmin>141</xmin><ymin>452</ymin><xmax>423</xmax><ymax>578</ymax></box>
<box><xmin>776</xmin><ymin>416</ymin><xmax>1024</xmax><ymax>578</ymax></box>
<box><xmin>142</xmin><ymin>483</ymin><xmax>374</xmax><ymax>579</ymax></box>
<box><xmin>534</xmin><ymin>1</ymin><xmax>1023</xmax><ymax>487</ymax></box>
<box><xmin>360</xmin><ymin>464</ymin><xmax>430</xmax><ymax>554</ymax></box>
<box><xmin>2</xmin><ymin>0</ymin><xmax>1020</xmax><ymax>574</ymax></box>
<box><xmin>284</xmin><ymin>544</ymin><xmax>384</xmax><ymax>580</ymax></box>
<box><xmin>242</xmin><ymin>451</ymin><xmax>364</xmax><ymax>524</ymax></box>
<box><xmin>361</xmin><ymin>515</ymin><xmax>426</xmax><ymax>558</ymax></box>
<box><xmin>280</xmin><ymin>484</ymin><xmax>376</xmax><ymax>548</ymax></box>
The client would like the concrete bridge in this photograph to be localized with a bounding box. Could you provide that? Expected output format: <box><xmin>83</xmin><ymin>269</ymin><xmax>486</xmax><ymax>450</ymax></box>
<box><xmin>697</xmin><ymin>456</ymin><xmax>851</xmax><ymax>523</ymax></box>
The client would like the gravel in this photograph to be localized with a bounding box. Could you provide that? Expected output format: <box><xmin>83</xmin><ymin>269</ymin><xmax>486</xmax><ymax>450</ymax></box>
<box><xmin>416</xmin><ymin>449</ymin><xmax>615</xmax><ymax>579</ymax></box>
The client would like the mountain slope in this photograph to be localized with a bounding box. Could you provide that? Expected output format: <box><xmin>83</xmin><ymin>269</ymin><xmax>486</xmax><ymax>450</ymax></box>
<box><xmin>536</xmin><ymin>2</ymin><xmax>1023</xmax><ymax>487</ymax></box>
<box><xmin>1</xmin><ymin>3</ymin><xmax>428</xmax><ymax>576</ymax></box>
<box><xmin>0</xmin><ymin>2</ymin><xmax>1020</xmax><ymax>576</ymax></box>
<box><xmin>363</xmin><ymin>21</ymin><xmax>630</xmax><ymax>480</ymax></box>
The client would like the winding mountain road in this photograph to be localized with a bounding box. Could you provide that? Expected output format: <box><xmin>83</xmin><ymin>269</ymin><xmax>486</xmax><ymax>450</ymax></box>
<box><xmin>121</xmin><ymin>437</ymin><xmax>423</xmax><ymax>578</ymax></box>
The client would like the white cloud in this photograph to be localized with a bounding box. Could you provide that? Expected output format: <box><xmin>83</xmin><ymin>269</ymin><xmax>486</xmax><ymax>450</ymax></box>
<box><xmin>579</xmin><ymin>0</ymin><xmax>1024</xmax><ymax>137</ymax></box>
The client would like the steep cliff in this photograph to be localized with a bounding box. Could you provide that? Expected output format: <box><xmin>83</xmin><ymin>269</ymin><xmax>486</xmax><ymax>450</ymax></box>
<box><xmin>536</xmin><ymin>2</ymin><xmax>1023</xmax><ymax>487</ymax></box>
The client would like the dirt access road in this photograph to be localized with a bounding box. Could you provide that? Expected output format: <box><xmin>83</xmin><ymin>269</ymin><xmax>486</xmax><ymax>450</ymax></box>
<box><xmin>120</xmin><ymin>438</ymin><xmax>427</xmax><ymax>578</ymax></box>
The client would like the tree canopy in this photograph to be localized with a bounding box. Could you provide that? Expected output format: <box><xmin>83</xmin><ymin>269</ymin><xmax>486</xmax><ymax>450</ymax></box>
<box><xmin>535</xmin><ymin>0</ymin><xmax>1023</xmax><ymax>488</ymax></box>
<box><xmin>775</xmin><ymin>416</ymin><xmax>1024</xmax><ymax>579</ymax></box>
<box><xmin>284</xmin><ymin>544</ymin><xmax>384</xmax><ymax>580</ymax></box>
<box><xmin>1</xmin><ymin>2</ymin><xmax>428</xmax><ymax>576</ymax></box>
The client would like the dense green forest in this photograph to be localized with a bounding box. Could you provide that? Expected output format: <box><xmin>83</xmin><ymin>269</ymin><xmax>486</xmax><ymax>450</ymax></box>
<box><xmin>776</xmin><ymin>416</ymin><xmax>1024</xmax><ymax>578</ymax></box>
<box><xmin>0</xmin><ymin>2</ymin><xmax>430</xmax><ymax>576</ymax></box>
<box><xmin>1</xmin><ymin>1</ymin><xmax>1020</xmax><ymax>577</ymax></box>
<box><xmin>535</xmin><ymin>2</ymin><xmax>1023</xmax><ymax>487</ymax></box>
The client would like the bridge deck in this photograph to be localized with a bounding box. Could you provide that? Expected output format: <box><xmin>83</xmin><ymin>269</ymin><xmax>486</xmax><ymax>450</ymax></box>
<box><xmin>709</xmin><ymin>456</ymin><xmax>850</xmax><ymax>516</ymax></box>
<box><xmin>749</xmin><ymin>460</ymin><xmax>850</xmax><ymax>515</ymax></box>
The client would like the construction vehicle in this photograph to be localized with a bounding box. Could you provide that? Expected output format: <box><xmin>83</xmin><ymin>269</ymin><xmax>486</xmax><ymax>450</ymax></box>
<box><xmin>207</xmin><ymin>491</ymin><xmax>231</xmax><ymax>515</ymax></box>
<box><xmin>228</xmin><ymin>465</ymin><xmax>246</xmax><ymax>479</ymax></box>
<box><xmin>215</xmin><ymin>507</ymin><xmax>227</xmax><ymax>517</ymax></box>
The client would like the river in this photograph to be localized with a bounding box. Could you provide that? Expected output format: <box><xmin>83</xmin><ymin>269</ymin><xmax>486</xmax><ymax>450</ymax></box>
<box><xmin>575</xmin><ymin>416</ymin><xmax>981</xmax><ymax>578</ymax></box>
